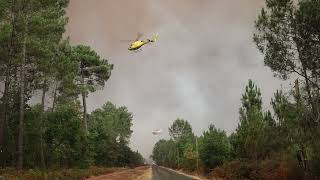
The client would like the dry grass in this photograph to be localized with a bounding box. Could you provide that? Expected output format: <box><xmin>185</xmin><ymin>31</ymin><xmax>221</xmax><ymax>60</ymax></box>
<box><xmin>210</xmin><ymin>158</ymin><xmax>306</xmax><ymax>180</ymax></box>
<box><xmin>0</xmin><ymin>166</ymin><xmax>126</xmax><ymax>180</ymax></box>
<box><xmin>86</xmin><ymin>166</ymin><xmax>150</xmax><ymax>180</ymax></box>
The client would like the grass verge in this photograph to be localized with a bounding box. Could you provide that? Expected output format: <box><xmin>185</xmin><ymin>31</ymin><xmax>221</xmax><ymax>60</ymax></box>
<box><xmin>0</xmin><ymin>166</ymin><xmax>127</xmax><ymax>180</ymax></box>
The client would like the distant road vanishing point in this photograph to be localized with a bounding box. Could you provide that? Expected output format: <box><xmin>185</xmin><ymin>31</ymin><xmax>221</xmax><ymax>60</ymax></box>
<box><xmin>86</xmin><ymin>165</ymin><xmax>204</xmax><ymax>180</ymax></box>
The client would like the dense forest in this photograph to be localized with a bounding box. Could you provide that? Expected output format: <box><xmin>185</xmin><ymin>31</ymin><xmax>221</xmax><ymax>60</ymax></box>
<box><xmin>152</xmin><ymin>0</ymin><xmax>320</xmax><ymax>179</ymax></box>
<box><xmin>0</xmin><ymin>0</ymin><xmax>144</xmax><ymax>173</ymax></box>
<box><xmin>1</xmin><ymin>0</ymin><xmax>320</xmax><ymax>179</ymax></box>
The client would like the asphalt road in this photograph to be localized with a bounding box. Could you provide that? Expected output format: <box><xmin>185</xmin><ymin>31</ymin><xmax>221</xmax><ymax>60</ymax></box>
<box><xmin>86</xmin><ymin>165</ymin><xmax>203</xmax><ymax>180</ymax></box>
<box><xmin>152</xmin><ymin>165</ymin><xmax>202</xmax><ymax>180</ymax></box>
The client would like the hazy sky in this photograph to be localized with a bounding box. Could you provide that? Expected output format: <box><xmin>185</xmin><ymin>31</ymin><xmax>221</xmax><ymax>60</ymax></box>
<box><xmin>66</xmin><ymin>0</ymin><xmax>290</xmax><ymax>159</ymax></box>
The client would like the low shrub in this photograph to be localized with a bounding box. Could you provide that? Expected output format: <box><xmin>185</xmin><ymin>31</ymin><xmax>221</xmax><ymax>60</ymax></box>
<box><xmin>211</xmin><ymin>157</ymin><xmax>306</xmax><ymax>180</ymax></box>
<box><xmin>0</xmin><ymin>166</ymin><xmax>125</xmax><ymax>180</ymax></box>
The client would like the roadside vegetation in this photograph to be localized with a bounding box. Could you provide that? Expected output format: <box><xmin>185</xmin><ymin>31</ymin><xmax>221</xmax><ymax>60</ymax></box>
<box><xmin>0</xmin><ymin>167</ymin><xmax>126</xmax><ymax>180</ymax></box>
<box><xmin>152</xmin><ymin>0</ymin><xmax>320</xmax><ymax>179</ymax></box>
<box><xmin>0</xmin><ymin>0</ymin><xmax>144</xmax><ymax>178</ymax></box>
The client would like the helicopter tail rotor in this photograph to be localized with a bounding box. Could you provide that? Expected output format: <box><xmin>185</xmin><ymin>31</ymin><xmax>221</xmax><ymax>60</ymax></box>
<box><xmin>147</xmin><ymin>33</ymin><xmax>159</xmax><ymax>43</ymax></box>
<box><xmin>151</xmin><ymin>33</ymin><xmax>159</xmax><ymax>42</ymax></box>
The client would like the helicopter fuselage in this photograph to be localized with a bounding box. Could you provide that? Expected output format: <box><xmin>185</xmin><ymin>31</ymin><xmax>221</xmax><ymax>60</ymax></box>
<box><xmin>128</xmin><ymin>40</ymin><xmax>151</xmax><ymax>51</ymax></box>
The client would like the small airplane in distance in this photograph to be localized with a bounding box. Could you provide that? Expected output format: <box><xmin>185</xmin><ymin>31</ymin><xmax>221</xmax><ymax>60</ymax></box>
<box><xmin>152</xmin><ymin>129</ymin><xmax>162</xmax><ymax>135</ymax></box>
<box><xmin>122</xmin><ymin>32</ymin><xmax>159</xmax><ymax>52</ymax></box>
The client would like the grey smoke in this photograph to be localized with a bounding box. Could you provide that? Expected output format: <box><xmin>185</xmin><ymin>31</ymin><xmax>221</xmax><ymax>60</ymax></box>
<box><xmin>65</xmin><ymin>0</ymin><xmax>290</xmax><ymax>159</ymax></box>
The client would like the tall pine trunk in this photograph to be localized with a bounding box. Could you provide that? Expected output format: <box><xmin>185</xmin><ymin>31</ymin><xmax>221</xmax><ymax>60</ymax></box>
<box><xmin>17</xmin><ymin>21</ymin><xmax>27</xmax><ymax>170</ymax></box>
<box><xmin>0</xmin><ymin>68</ymin><xmax>10</xmax><ymax>165</ymax></box>
<box><xmin>0</xmin><ymin>70</ymin><xmax>9</xmax><ymax>147</ymax></box>
<box><xmin>52</xmin><ymin>81</ymin><xmax>58</xmax><ymax>111</ymax></box>
<box><xmin>81</xmin><ymin>69</ymin><xmax>88</xmax><ymax>133</ymax></box>
<box><xmin>82</xmin><ymin>91</ymin><xmax>88</xmax><ymax>133</ymax></box>
<box><xmin>40</xmin><ymin>80</ymin><xmax>47</xmax><ymax>169</ymax></box>
<box><xmin>1</xmin><ymin>7</ymin><xmax>15</xmax><ymax>164</ymax></box>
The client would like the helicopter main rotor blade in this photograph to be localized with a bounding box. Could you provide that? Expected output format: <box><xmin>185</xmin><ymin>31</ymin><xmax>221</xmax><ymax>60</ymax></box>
<box><xmin>135</xmin><ymin>32</ymin><xmax>143</xmax><ymax>41</ymax></box>
<box><xmin>120</xmin><ymin>40</ymin><xmax>134</xmax><ymax>43</ymax></box>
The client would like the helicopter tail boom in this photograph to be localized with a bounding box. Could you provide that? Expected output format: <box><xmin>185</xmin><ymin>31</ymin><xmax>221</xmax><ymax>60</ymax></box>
<box><xmin>148</xmin><ymin>33</ymin><xmax>159</xmax><ymax>42</ymax></box>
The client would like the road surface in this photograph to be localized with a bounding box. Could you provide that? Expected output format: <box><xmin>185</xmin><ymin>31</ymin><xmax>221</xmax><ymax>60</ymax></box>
<box><xmin>86</xmin><ymin>165</ymin><xmax>203</xmax><ymax>180</ymax></box>
<box><xmin>152</xmin><ymin>165</ymin><xmax>202</xmax><ymax>180</ymax></box>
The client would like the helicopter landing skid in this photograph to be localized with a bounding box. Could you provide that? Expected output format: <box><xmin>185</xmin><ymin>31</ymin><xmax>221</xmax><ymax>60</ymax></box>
<box><xmin>133</xmin><ymin>49</ymin><xmax>143</xmax><ymax>53</ymax></box>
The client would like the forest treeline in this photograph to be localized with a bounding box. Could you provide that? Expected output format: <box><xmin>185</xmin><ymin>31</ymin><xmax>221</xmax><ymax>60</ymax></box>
<box><xmin>152</xmin><ymin>0</ymin><xmax>320</xmax><ymax>179</ymax></box>
<box><xmin>0</xmin><ymin>0</ymin><xmax>144</xmax><ymax>171</ymax></box>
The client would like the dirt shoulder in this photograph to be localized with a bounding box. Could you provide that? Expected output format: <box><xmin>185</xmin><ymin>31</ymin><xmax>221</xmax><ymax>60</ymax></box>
<box><xmin>135</xmin><ymin>167</ymin><xmax>152</xmax><ymax>180</ymax></box>
<box><xmin>86</xmin><ymin>166</ymin><xmax>151</xmax><ymax>180</ymax></box>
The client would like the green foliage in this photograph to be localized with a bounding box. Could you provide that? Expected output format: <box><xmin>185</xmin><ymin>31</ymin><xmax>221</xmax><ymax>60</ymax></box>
<box><xmin>150</xmin><ymin>0</ymin><xmax>320</xmax><ymax>178</ymax></box>
<box><xmin>88</xmin><ymin>102</ymin><xmax>140</xmax><ymax>167</ymax></box>
<box><xmin>89</xmin><ymin>102</ymin><xmax>133</xmax><ymax>144</ymax></box>
<box><xmin>153</xmin><ymin>119</ymin><xmax>200</xmax><ymax>171</ymax></box>
<box><xmin>4</xmin><ymin>100</ymin><xmax>142</xmax><ymax>169</ymax></box>
<box><xmin>240</xmin><ymin>79</ymin><xmax>262</xmax><ymax>112</ymax></box>
<box><xmin>71</xmin><ymin>45</ymin><xmax>113</xmax><ymax>132</ymax></box>
<box><xmin>254</xmin><ymin>0</ymin><xmax>320</xmax><ymax>81</ymax></box>
<box><xmin>253</xmin><ymin>0</ymin><xmax>320</xmax><ymax>176</ymax></box>
<box><xmin>232</xmin><ymin>80</ymin><xmax>268</xmax><ymax>159</ymax></box>
<box><xmin>152</xmin><ymin>78</ymin><xmax>319</xmax><ymax>178</ymax></box>
<box><xmin>44</xmin><ymin>102</ymin><xmax>91</xmax><ymax>168</ymax></box>
<box><xmin>53</xmin><ymin>41</ymin><xmax>80</xmax><ymax>104</ymax></box>
<box><xmin>199</xmin><ymin>125</ymin><xmax>231</xmax><ymax>171</ymax></box>
<box><xmin>71</xmin><ymin>45</ymin><xmax>113</xmax><ymax>94</ymax></box>
<box><xmin>169</xmin><ymin>118</ymin><xmax>194</xmax><ymax>141</ymax></box>
<box><xmin>167</xmin><ymin>118</ymin><xmax>196</xmax><ymax>170</ymax></box>
<box><xmin>151</xmin><ymin>139</ymin><xmax>177</xmax><ymax>168</ymax></box>
<box><xmin>0</xmin><ymin>0</ymin><xmax>138</xmax><ymax>171</ymax></box>
<box><xmin>128</xmin><ymin>150</ymin><xmax>145</xmax><ymax>167</ymax></box>
<box><xmin>181</xmin><ymin>142</ymin><xmax>197</xmax><ymax>171</ymax></box>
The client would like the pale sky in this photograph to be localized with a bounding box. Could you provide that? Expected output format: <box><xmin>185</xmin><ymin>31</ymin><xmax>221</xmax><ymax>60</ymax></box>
<box><xmin>65</xmin><ymin>0</ymin><xmax>290</xmax><ymax>159</ymax></box>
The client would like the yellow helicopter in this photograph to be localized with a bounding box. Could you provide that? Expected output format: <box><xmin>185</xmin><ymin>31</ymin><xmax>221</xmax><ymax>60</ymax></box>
<box><xmin>123</xmin><ymin>32</ymin><xmax>159</xmax><ymax>52</ymax></box>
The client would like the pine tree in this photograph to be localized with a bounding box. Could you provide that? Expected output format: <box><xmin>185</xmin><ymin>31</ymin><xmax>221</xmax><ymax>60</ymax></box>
<box><xmin>71</xmin><ymin>45</ymin><xmax>113</xmax><ymax>133</ymax></box>
<box><xmin>233</xmin><ymin>79</ymin><xmax>267</xmax><ymax>160</ymax></box>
